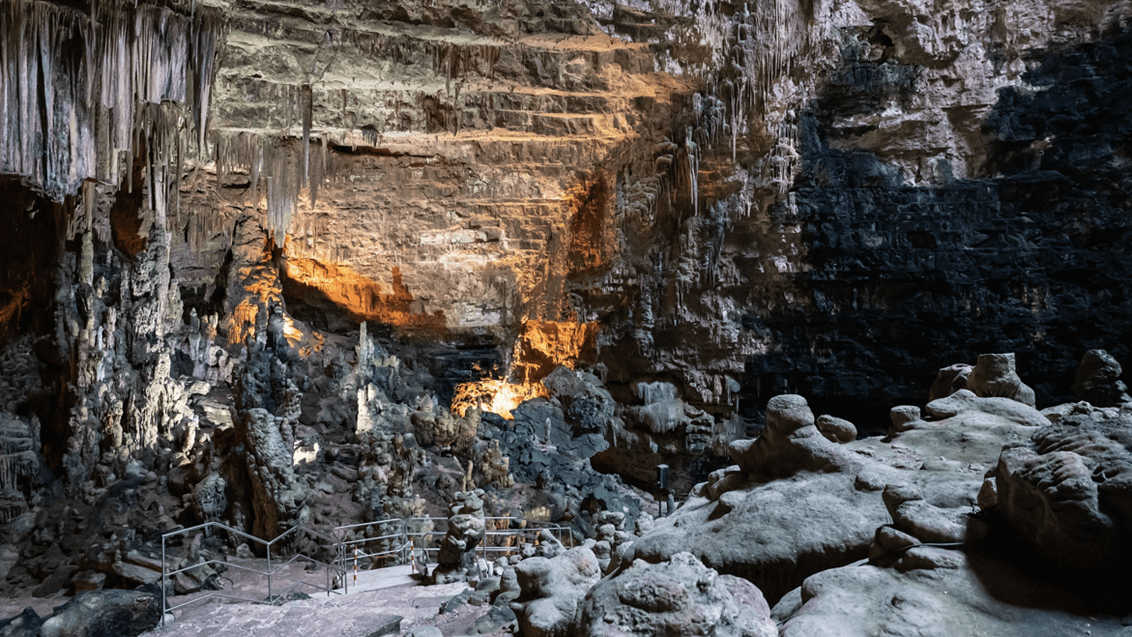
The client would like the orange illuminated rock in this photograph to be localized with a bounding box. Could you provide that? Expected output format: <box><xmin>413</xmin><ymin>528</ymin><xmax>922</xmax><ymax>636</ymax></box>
<box><xmin>282</xmin><ymin>258</ymin><xmax>447</xmax><ymax>338</ymax></box>
<box><xmin>451</xmin><ymin>378</ymin><xmax>546</xmax><ymax>420</ymax></box>
<box><xmin>452</xmin><ymin>319</ymin><xmax>597</xmax><ymax>419</ymax></box>
<box><xmin>513</xmin><ymin>320</ymin><xmax>599</xmax><ymax>383</ymax></box>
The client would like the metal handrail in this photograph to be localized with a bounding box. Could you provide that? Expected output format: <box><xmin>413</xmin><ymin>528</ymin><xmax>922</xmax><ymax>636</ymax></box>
<box><xmin>160</xmin><ymin>515</ymin><xmax>576</xmax><ymax>620</ymax></box>
<box><xmin>332</xmin><ymin>515</ymin><xmax>576</xmax><ymax>589</ymax></box>
<box><xmin>160</xmin><ymin>521</ymin><xmax>346</xmax><ymax>626</ymax></box>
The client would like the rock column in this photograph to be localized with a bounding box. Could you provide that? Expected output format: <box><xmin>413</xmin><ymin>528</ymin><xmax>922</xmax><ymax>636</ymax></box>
<box><xmin>430</xmin><ymin>489</ymin><xmax>486</xmax><ymax>584</ymax></box>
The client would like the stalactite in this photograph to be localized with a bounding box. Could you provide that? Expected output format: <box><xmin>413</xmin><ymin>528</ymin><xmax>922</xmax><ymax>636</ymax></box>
<box><xmin>0</xmin><ymin>414</ymin><xmax>40</xmax><ymax>523</ymax></box>
<box><xmin>301</xmin><ymin>84</ymin><xmax>312</xmax><ymax>190</ymax></box>
<box><xmin>685</xmin><ymin>126</ymin><xmax>699</xmax><ymax>217</ymax></box>
<box><xmin>0</xmin><ymin>0</ymin><xmax>220</xmax><ymax>201</ymax></box>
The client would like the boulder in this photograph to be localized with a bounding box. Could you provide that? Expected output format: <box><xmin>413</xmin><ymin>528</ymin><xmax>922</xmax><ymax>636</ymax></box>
<box><xmin>888</xmin><ymin>405</ymin><xmax>922</xmax><ymax>435</ymax></box>
<box><xmin>512</xmin><ymin>546</ymin><xmax>602</xmax><ymax>637</ymax></box>
<box><xmin>966</xmin><ymin>353</ymin><xmax>1035</xmax><ymax>407</ymax></box>
<box><xmin>112</xmin><ymin>560</ymin><xmax>160</xmax><ymax>586</ymax></box>
<box><xmin>774</xmin><ymin>546</ymin><xmax>1132</xmax><ymax>636</ymax></box>
<box><xmin>192</xmin><ymin>471</ymin><xmax>227</xmax><ymax>522</ymax></box>
<box><xmin>0</xmin><ymin>607</ymin><xmax>43</xmax><ymax>637</ymax></box>
<box><xmin>995</xmin><ymin>403</ymin><xmax>1132</xmax><ymax>573</ymax></box>
<box><xmin>816</xmin><ymin>415</ymin><xmax>856</xmax><ymax>443</ymax></box>
<box><xmin>575</xmin><ymin>552</ymin><xmax>776</xmax><ymax>637</ymax></box>
<box><xmin>928</xmin><ymin>363</ymin><xmax>972</xmax><ymax>401</ymax></box>
<box><xmin>71</xmin><ymin>570</ymin><xmax>106</xmax><ymax>592</ymax></box>
<box><xmin>1073</xmin><ymin>349</ymin><xmax>1130</xmax><ymax>407</ymax></box>
<box><xmin>470</xmin><ymin>603</ymin><xmax>517</xmax><ymax>634</ymax></box>
<box><xmin>39</xmin><ymin>585</ymin><xmax>162</xmax><ymax>637</ymax></box>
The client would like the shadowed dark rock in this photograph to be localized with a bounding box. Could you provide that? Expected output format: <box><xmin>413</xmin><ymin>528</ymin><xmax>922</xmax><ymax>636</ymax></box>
<box><xmin>1073</xmin><ymin>349</ymin><xmax>1130</xmax><ymax>407</ymax></box>
<box><xmin>39</xmin><ymin>585</ymin><xmax>162</xmax><ymax>637</ymax></box>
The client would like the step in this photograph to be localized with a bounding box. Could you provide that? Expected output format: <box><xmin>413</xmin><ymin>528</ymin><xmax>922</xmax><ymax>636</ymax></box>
<box><xmin>337</xmin><ymin>563</ymin><xmax>417</xmax><ymax>595</ymax></box>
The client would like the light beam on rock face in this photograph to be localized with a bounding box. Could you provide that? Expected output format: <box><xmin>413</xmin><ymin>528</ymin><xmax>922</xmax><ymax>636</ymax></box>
<box><xmin>452</xmin><ymin>319</ymin><xmax>598</xmax><ymax>419</ymax></box>
<box><xmin>451</xmin><ymin>378</ymin><xmax>546</xmax><ymax>420</ymax></box>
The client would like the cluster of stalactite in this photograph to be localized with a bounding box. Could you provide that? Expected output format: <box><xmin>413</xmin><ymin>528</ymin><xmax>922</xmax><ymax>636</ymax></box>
<box><xmin>0</xmin><ymin>0</ymin><xmax>220</xmax><ymax>205</ymax></box>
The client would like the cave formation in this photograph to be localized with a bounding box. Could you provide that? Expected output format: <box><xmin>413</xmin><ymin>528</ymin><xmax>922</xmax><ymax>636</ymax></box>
<box><xmin>1</xmin><ymin>0</ymin><xmax>1132</xmax><ymax>634</ymax></box>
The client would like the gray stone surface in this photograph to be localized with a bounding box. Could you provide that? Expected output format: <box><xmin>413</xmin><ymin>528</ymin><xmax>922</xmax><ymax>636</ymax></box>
<box><xmin>775</xmin><ymin>547</ymin><xmax>1132</xmax><ymax>637</ymax></box>
<box><xmin>576</xmin><ymin>552</ymin><xmax>776</xmax><ymax>637</ymax></box>
<box><xmin>41</xmin><ymin>586</ymin><xmax>162</xmax><ymax>637</ymax></box>
<box><xmin>512</xmin><ymin>546</ymin><xmax>602</xmax><ymax>637</ymax></box>
<box><xmin>1073</xmin><ymin>349</ymin><xmax>1131</xmax><ymax>407</ymax></box>
<box><xmin>816</xmin><ymin>414</ymin><xmax>857</xmax><ymax>444</ymax></box>
<box><xmin>967</xmin><ymin>353</ymin><xmax>1036</xmax><ymax>408</ymax></box>
<box><xmin>996</xmin><ymin>402</ymin><xmax>1132</xmax><ymax>573</ymax></box>
<box><xmin>630</xmin><ymin>390</ymin><xmax>1043</xmax><ymax>604</ymax></box>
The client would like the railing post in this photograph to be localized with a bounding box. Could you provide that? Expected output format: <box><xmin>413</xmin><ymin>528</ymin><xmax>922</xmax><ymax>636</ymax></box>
<box><xmin>267</xmin><ymin>543</ymin><xmax>272</xmax><ymax>601</ymax></box>
<box><xmin>340</xmin><ymin>541</ymin><xmax>347</xmax><ymax>595</ymax></box>
<box><xmin>161</xmin><ymin>536</ymin><xmax>167</xmax><ymax>627</ymax></box>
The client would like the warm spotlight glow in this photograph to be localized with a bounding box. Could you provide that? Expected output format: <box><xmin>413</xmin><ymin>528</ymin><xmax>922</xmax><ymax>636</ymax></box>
<box><xmin>282</xmin><ymin>257</ymin><xmax>446</xmax><ymax>337</ymax></box>
<box><xmin>283</xmin><ymin>315</ymin><xmax>304</xmax><ymax>346</ymax></box>
<box><xmin>451</xmin><ymin>378</ymin><xmax>546</xmax><ymax>420</ymax></box>
<box><xmin>451</xmin><ymin>319</ymin><xmax>598</xmax><ymax>419</ymax></box>
<box><xmin>226</xmin><ymin>298</ymin><xmax>260</xmax><ymax>345</ymax></box>
<box><xmin>512</xmin><ymin>319</ymin><xmax>599</xmax><ymax>382</ymax></box>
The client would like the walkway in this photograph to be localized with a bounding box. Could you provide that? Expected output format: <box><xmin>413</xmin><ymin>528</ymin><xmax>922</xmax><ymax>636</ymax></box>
<box><xmin>144</xmin><ymin>579</ymin><xmax>476</xmax><ymax>637</ymax></box>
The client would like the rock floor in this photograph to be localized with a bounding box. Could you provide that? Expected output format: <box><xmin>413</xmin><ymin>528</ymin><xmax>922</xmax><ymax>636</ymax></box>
<box><xmin>143</xmin><ymin>581</ymin><xmax>485</xmax><ymax>637</ymax></box>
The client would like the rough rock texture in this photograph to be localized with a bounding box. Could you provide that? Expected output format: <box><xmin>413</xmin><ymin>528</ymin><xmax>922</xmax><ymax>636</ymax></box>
<box><xmin>967</xmin><ymin>353</ymin><xmax>1036</xmax><ymax>407</ymax></box>
<box><xmin>774</xmin><ymin>548</ymin><xmax>1132</xmax><ymax>637</ymax></box>
<box><xmin>0</xmin><ymin>414</ymin><xmax>46</xmax><ymax>524</ymax></box>
<box><xmin>234</xmin><ymin>340</ymin><xmax>312</xmax><ymax>540</ymax></box>
<box><xmin>630</xmin><ymin>390</ymin><xmax>1041</xmax><ymax>604</ymax></box>
<box><xmin>715</xmin><ymin>16</ymin><xmax>1132</xmax><ymax>425</ymax></box>
<box><xmin>893</xmin><ymin>389</ymin><xmax>1048</xmax><ymax>465</ymax></box>
<box><xmin>929</xmin><ymin>364</ymin><xmax>972</xmax><ymax>402</ymax></box>
<box><xmin>11</xmin><ymin>0</ymin><xmax>1127</xmax><ymax>451</ymax></box>
<box><xmin>995</xmin><ymin>401</ymin><xmax>1132</xmax><ymax>573</ymax></box>
<box><xmin>512</xmin><ymin>546</ymin><xmax>602</xmax><ymax>637</ymax></box>
<box><xmin>4</xmin><ymin>0</ymin><xmax>1132</xmax><ymax>627</ymax></box>
<box><xmin>815</xmin><ymin>414</ymin><xmax>856</xmax><ymax>444</ymax></box>
<box><xmin>1073</xmin><ymin>349</ymin><xmax>1131</xmax><ymax>407</ymax></box>
<box><xmin>728</xmin><ymin>395</ymin><xmax>857</xmax><ymax>479</ymax></box>
<box><xmin>575</xmin><ymin>552</ymin><xmax>776</xmax><ymax>637</ymax></box>
<box><xmin>489</xmin><ymin>377</ymin><xmax>643</xmax><ymax>537</ymax></box>
<box><xmin>431</xmin><ymin>489</ymin><xmax>487</xmax><ymax>584</ymax></box>
<box><xmin>39</xmin><ymin>585</ymin><xmax>162</xmax><ymax>637</ymax></box>
<box><xmin>0</xmin><ymin>607</ymin><xmax>42</xmax><ymax>637</ymax></box>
